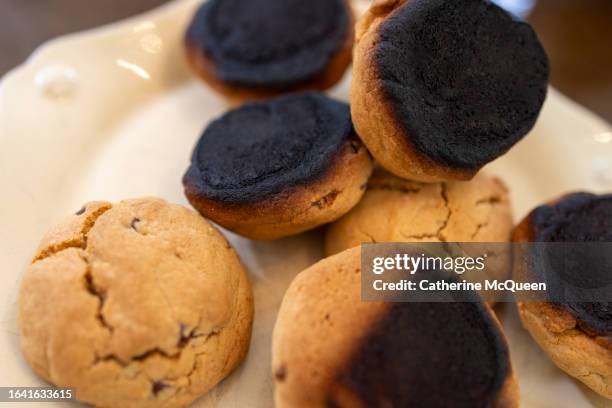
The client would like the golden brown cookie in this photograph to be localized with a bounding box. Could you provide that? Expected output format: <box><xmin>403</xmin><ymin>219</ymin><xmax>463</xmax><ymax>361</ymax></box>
<box><xmin>184</xmin><ymin>93</ymin><xmax>373</xmax><ymax>240</ymax></box>
<box><xmin>272</xmin><ymin>246</ymin><xmax>519</xmax><ymax>408</ymax></box>
<box><xmin>185</xmin><ymin>0</ymin><xmax>354</xmax><ymax>104</ymax></box>
<box><xmin>513</xmin><ymin>192</ymin><xmax>612</xmax><ymax>399</ymax></box>
<box><xmin>351</xmin><ymin>0</ymin><xmax>549</xmax><ymax>182</ymax></box>
<box><xmin>325</xmin><ymin>169</ymin><xmax>514</xmax><ymax>255</ymax></box>
<box><xmin>18</xmin><ymin>198</ymin><xmax>254</xmax><ymax>408</ymax></box>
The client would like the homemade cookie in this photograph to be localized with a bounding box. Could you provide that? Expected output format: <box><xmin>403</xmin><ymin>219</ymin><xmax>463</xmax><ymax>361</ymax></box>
<box><xmin>352</xmin><ymin>0</ymin><xmax>549</xmax><ymax>182</ymax></box>
<box><xmin>272</xmin><ymin>246</ymin><xmax>519</xmax><ymax>408</ymax></box>
<box><xmin>184</xmin><ymin>92</ymin><xmax>373</xmax><ymax>240</ymax></box>
<box><xmin>18</xmin><ymin>198</ymin><xmax>254</xmax><ymax>408</ymax></box>
<box><xmin>514</xmin><ymin>192</ymin><xmax>612</xmax><ymax>399</ymax></box>
<box><xmin>325</xmin><ymin>169</ymin><xmax>513</xmax><ymax>255</ymax></box>
<box><xmin>186</xmin><ymin>0</ymin><xmax>353</xmax><ymax>103</ymax></box>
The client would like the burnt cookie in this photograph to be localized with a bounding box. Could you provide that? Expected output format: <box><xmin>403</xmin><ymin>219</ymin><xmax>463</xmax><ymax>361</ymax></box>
<box><xmin>272</xmin><ymin>246</ymin><xmax>519</xmax><ymax>408</ymax></box>
<box><xmin>186</xmin><ymin>0</ymin><xmax>354</xmax><ymax>103</ymax></box>
<box><xmin>513</xmin><ymin>193</ymin><xmax>612</xmax><ymax>398</ymax></box>
<box><xmin>352</xmin><ymin>0</ymin><xmax>549</xmax><ymax>182</ymax></box>
<box><xmin>183</xmin><ymin>92</ymin><xmax>373</xmax><ymax>240</ymax></box>
<box><xmin>18</xmin><ymin>198</ymin><xmax>254</xmax><ymax>408</ymax></box>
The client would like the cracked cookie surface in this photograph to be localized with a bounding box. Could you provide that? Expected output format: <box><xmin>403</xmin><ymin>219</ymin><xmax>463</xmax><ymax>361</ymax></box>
<box><xmin>18</xmin><ymin>198</ymin><xmax>254</xmax><ymax>408</ymax></box>
<box><xmin>325</xmin><ymin>170</ymin><xmax>513</xmax><ymax>255</ymax></box>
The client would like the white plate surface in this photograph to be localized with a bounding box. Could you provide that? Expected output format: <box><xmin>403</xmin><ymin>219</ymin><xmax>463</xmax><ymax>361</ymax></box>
<box><xmin>1</xmin><ymin>0</ymin><xmax>611</xmax><ymax>407</ymax></box>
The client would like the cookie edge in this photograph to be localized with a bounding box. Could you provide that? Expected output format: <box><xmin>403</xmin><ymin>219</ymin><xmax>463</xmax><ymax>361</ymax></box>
<box><xmin>185</xmin><ymin>0</ymin><xmax>355</xmax><ymax>105</ymax></box>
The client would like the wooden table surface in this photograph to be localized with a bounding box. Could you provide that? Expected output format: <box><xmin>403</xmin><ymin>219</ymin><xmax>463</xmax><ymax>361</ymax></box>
<box><xmin>1</xmin><ymin>0</ymin><xmax>611</xmax><ymax>123</ymax></box>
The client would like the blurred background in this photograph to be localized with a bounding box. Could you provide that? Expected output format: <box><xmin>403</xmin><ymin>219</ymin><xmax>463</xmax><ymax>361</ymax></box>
<box><xmin>1</xmin><ymin>0</ymin><xmax>611</xmax><ymax>122</ymax></box>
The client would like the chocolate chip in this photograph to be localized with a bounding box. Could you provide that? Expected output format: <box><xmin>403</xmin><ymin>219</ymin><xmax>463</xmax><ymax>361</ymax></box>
<box><xmin>177</xmin><ymin>323</ymin><xmax>192</xmax><ymax>348</ymax></box>
<box><xmin>312</xmin><ymin>190</ymin><xmax>340</xmax><ymax>210</ymax></box>
<box><xmin>152</xmin><ymin>381</ymin><xmax>168</xmax><ymax>396</ymax></box>
<box><xmin>130</xmin><ymin>218</ymin><xmax>141</xmax><ymax>231</ymax></box>
<box><xmin>274</xmin><ymin>365</ymin><xmax>287</xmax><ymax>382</ymax></box>
<box><xmin>75</xmin><ymin>206</ymin><xmax>86</xmax><ymax>215</ymax></box>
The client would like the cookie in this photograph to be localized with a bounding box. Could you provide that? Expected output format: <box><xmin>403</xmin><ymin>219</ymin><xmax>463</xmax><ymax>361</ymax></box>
<box><xmin>351</xmin><ymin>0</ymin><xmax>549</xmax><ymax>182</ymax></box>
<box><xmin>272</xmin><ymin>246</ymin><xmax>519</xmax><ymax>408</ymax></box>
<box><xmin>186</xmin><ymin>0</ymin><xmax>353</xmax><ymax>103</ymax></box>
<box><xmin>325</xmin><ymin>169</ymin><xmax>513</xmax><ymax>255</ymax></box>
<box><xmin>18</xmin><ymin>198</ymin><xmax>254</xmax><ymax>408</ymax></box>
<box><xmin>183</xmin><ymin>92</ymin><xmax>373</xmax><ymax>240</ymax></box>
<box><xmin>513</xmin><ymin>193</ymin><xmax>612</xmax><ymax>399</ymax></box>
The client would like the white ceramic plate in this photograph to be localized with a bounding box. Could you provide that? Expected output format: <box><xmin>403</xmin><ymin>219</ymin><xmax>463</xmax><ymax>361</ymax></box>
<box><xmin>1</xmin><ymin>0</ymin><xmax>611</xmax><ymax>407</ymax></box>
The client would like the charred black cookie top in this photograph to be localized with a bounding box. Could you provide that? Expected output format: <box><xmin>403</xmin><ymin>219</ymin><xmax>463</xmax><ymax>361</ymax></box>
<box><xmin>376</xmin><ymin>0</ymin><xmax>549</xmax><ymax>169</ymax></box>
<box><xmin>183</xmin><ymin>92</ymin><xmax>353</xmax><ymax>204</ymax></box>
<box><xmin>331</xmin><ymin>302</ymin><xmax>510</xmax><ymax>408</ymax></box>
<box><xmin>531</xmin><ymin>193</ymin><xmax>612</xmax><ymax>336</ymax></box>
<box><xmin>186</xmin><ymin>0</ymin><xmax>350</xmax><ymax>87</ymax></box>
<box><xmin>532</xmin><ymin>193</ymin><xmax>612</xmax><ymax>243</ymax></box>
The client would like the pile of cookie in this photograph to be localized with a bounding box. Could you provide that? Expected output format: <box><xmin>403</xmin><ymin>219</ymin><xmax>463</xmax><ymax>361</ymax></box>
<box><xmin>17</xmin><ymin>0</ymin><xmax>611</xmax><ymax>407</ymax></box>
